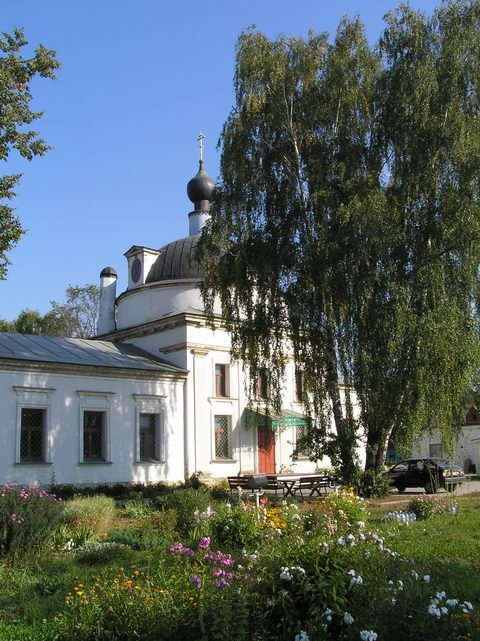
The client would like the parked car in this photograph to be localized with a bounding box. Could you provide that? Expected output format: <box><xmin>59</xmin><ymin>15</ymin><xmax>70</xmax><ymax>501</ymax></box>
<box><xmin>384</xmin><ymin>458</ymin><xmax>466</xmax><ymax>493</ymax></box>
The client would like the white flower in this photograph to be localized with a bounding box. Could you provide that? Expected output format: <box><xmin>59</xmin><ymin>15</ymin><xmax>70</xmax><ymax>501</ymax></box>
<box><xmin>343</xmin><ymin>612</ymin><xmax>354</xmax><ymax>625</ymax></box>
<box><xmin>397</xmin><ymin>580</ymin><xmax>404</xmax><ymax>591</ymax></box>
<box><xmin>347</xmin><ymin>569</ymin><xmax>357</xmax><ymax>576</ymax></box>
<box><xmin>337</xmin><ymin>536</ymin><xmax>346</xmax><ymax>546</ymax></box>
<box><xmin>440</xmin><ymin>607</ymin><xmax>448</xmax><ymax>615</ymax></box>
<box><xmin>355</xmin><ymin>521</ymin><xmax>365</xmax><ymax>528</ymax></box>
<box><xmin>428</xmin><ymin>604</ymin><xmax>441</xmax><ymax>617</ymax></box>
<box><xmin>436</xmin><ymin>591</ymin><xmax>446</xmax><ymax>600</ymax></box>
<box><xmin>359</xmin><ymin>631</ymin><xmax>378</xmax><ymax>641</ymax></box>
<box><xmin>423</xmin><ymin>575</ymin><xmax>430</xmax><ymax>583</ymax></box>
<box><xmin>292</xmin><ymin>514</ymin><xmax>301</xmax><ymax>521</ymax></box>
<box><xmin>446</xmin><ymin>599</ymin><xmax>458</xmax><ymax>606</ymax></box>
<box><xmin>322</xmin><ymin>608</ymin><xmax>332</xmax><ymax>622</ymax></box>
<box><xmin>280</xmin><ymin>567</ymin><xmax>293</xmax><ymax>581</ymax></box>
<box><xmin>294</xmin><ymin>631</ymin><xmax>310</xmax><ymax>641</ymax></box>
<box><xmin>350</xmin><ymin>575</ymin><xmax>363</xmax><ymax>587</ymax></box>
<box><xmin>463</xmin><ymin>601</ymin><xmax>473</xmax><ymax>611</ymax></box>
<box><xmin>411</xmin><ymin>571</ymin><xmax>419</xmax><ymax>580</ymax></box>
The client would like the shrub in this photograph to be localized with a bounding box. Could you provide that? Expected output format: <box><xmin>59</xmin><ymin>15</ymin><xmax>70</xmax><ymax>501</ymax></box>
<box><xmin>63</xmin><ymin>495</ymin><xmax>116</xmax><ymax>534</ymax></box>
<box><xmin>355</xmin><ymin>470</ymin><xmax>392</xmax><ymax>498</ymax></box>
<box><xmin>122</xmin><ymin>499</ymin><xmax>153</xmax><ymax>520</ymax></box>
<box><xmin>0</xmin><ymin>484</ymin><xmax>64</xmax><ymax>560</ymax></box>
<box><xmin>302</xmin><ymin>489</ymin><xmax>367</xmax><ymax>535</ymax></box>
<box><xmin>211</xmin><ymin>503</ymin><xmax>262</xmax><ymax>549</ymax></box>
<box><xmin>50</xmin><ymin>524</ymin><xmax>98</xmax><ymax>551</ymax></box>
<box><xmin>408</xmin><ymin>495</ymin><xmax>446</xmax><ymax>520</ymax></box>
<box><xmin>155</xmin><ymin>489</ymin><xmax>212</xmax><ymax>538</ymax></box>
<box><xmin>70</xmin><ymin>541</ymin><xmax>130</xmax><ymax>564</ymax></box>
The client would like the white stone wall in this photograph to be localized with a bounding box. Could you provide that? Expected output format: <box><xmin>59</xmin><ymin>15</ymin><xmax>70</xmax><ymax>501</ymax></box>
<box><xmin>414</xmin><ymin>426</ymin><xmax>480</xmax><ymax>471</ymax></box>
<box><xmin>0</xmin><ymin>368</ymin><xmax>185</xmax><ymax>486</ymax></box>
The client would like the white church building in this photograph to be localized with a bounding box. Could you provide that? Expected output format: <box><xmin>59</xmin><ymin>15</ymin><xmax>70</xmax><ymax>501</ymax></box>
<box><xmin>0</xmin><ymin>152</ymin><xmax>316</xmax><ymax>487</ymax></box>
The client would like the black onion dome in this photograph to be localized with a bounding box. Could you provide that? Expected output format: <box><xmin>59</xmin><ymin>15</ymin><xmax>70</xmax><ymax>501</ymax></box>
<box><xmin>100</xmin><ymin>266</ymin><xmax>118</xmax><ymax>278</ymax></box>
<box><xmin>145</xmin><ymin>235</ymin><xmax>202</xmax><ymax>283</ymax></box>
<box><xmin>187</xmin><ymin>160</ymin><xmax>215</xmax><ymax>208</ymax></box>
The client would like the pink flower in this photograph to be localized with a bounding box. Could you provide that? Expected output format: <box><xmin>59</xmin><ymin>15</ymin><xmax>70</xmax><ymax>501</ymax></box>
<box><xmin>198</xmin><ymin>537</ymin><xmax>211</xmax><ymax>549</ymax></box>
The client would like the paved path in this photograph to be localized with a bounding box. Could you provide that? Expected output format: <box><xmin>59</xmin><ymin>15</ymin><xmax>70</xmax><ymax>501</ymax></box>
<box><xmin>389</xmin><ymin>479</ymin><xmax>480</xmax><ymax>497</ymax></box>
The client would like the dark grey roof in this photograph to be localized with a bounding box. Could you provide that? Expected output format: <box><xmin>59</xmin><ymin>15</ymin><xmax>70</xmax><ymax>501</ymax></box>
<box><xmin>145</xmin><ymin>234</ymin><xmax>202</xmax><ymax>284</ymax></box>
<box><xmin>0</xmin><ymin>333</ymin><xmax>185</xmax><ymax>375</ymax></box>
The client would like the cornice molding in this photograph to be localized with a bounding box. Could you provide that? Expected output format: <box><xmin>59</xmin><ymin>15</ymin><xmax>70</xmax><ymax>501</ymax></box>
<box><xmin>0</xmin><ymin>359</ymin><xmax>187</xmax><ymax>381</ymax></box>
<box><xmin>97</xmin><ymin>311</ymin><xmax>224</xmax><ymax>342</ymax></box>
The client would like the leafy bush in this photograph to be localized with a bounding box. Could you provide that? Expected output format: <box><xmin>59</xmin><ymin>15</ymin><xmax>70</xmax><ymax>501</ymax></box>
<box><xmin>211</xmin><ymin>504</ymin><xmax>261</xmax><ymax>549</ymax></box>
<box><xmin>155</xmin><ymin>489</ymin><xmax>212</xmax><ymax>538</ymax></box>
<box><xmin>122</xmin><ymin>499</ymin><xmax>153</xmax><ymax>520</ymax></box>
<box><xmin>303</xmin><ymin>489</ymin><xmax>368</xmax><ymax>535</ymax></box>
<box><xmin>62</xmin><ymin>495</ymin><xmax>116</xmax><ymax>534</ymax></box>
<box><xmin>355</xmin><ymin>470</ymin><xmax>392</xmax><ymax>498</ymax></box>
<box><xmin>70</xmin><ymin>541</ymin><xmax>130</xmax><ymax>564</ymax></box>
<box><xmin>50</xmin><ymin>524</ymin><xmax>98</xmax><ymax>551</ymax></box>
<box><xmin>408</xmin><ymin>495</ymin><xmax>446</xmax><ymax>520</ymax></box>
<box><xmin>0</xmin><ymin>484</ymin><xmax>64</xmax><ymax>560</ymax></box>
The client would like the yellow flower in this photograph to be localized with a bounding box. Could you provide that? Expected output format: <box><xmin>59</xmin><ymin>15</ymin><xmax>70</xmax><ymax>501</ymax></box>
<box><xmin>108</xmin><ymin>606</ymin><xmax>114</xmax><ymax>613</ymax></box>
<box><xmin>76</xmin><ymin>591</ymin><xmax>83</xmax><ymax>597</ymax></box>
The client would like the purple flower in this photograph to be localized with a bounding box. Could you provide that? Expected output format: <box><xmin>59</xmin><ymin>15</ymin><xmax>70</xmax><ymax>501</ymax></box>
<box><xmin>215</xmin><ymin>578</ymin><xmax>229</xmax><ymax>589</ymax></box>
<box><xmin>169</xmin><ymin>542</ymin><xmax>194</xmax><ymax>556</ymax></box>
<box><xmin>198</xmin><ymin>537</ymin><xmax>211</xmax><ymax>549</ymax></box>
<box><xmin>190</xmin><ymin>574</ymin><xmax>202</xmax><ymax>589</ymax></box>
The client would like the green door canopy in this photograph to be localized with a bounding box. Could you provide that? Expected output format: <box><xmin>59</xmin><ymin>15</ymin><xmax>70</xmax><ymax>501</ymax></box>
<box><xmin>245</xmin><ymin>408</ymin><xmax>308</xmax><ymax>433</ymax></box>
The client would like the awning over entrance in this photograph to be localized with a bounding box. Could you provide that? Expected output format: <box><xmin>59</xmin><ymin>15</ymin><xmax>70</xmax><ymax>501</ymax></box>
<box><xmin>245</xmin><ymin>408</ymin><xmax>308</xmax><ymax>433</ymax></box>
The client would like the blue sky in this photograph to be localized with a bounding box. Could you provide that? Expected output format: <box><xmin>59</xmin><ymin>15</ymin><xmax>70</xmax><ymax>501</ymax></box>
<box><xmin>1</xmin><ymin>0</ymin><xmax>438</xmax><ymax>320</ymax></box>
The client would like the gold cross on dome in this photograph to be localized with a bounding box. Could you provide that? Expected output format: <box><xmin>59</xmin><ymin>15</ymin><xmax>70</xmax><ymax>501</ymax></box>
<box><xmin>197</xmin><ymin>131</ymin><xmax>205</xmax><ymax>161</ymax></box>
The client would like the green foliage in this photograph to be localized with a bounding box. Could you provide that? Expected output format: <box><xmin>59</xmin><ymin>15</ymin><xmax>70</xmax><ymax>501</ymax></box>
<box><xmin>198</xmin><ymin>0</ymin><xmax>480</xmax><ymax>477</ymax></box>
<box><xmin>211</xmin><ymin>504</ymin><xmax>262</xmax><ymax>549</ymax></box>
<box><xmin>0</xmin><ymin>28</ymin><xmax>60</xmax><ymax>278</ymax></box>
<box><xmin>155</xmin><ymin>489</ymin><xmax>212</xmax><ymax>538</ymax></box>
<box><xmin>50</xmin><ymin>524</ymin><xmax>98</xmax><ymax>551</ymax></box>
<box><xmin>407</xmin><ymin>495</ymin><xmax>447</xmax><ymax>520</ymax></box>
<box><xmin>70</xmin><ymin>541</ymin><xmax>131</xmax><ymax>565</ymax></box>
<box><xmin>354</xmin><ymin>470</ymin><xmax>393</xmax><ymax>498</ymax></box>
<box><xmin>0</xmin><ymin>485</ymin><xmax>64</xmax><ymax>560</ymax></box>
<box><xmin>0</xmin><ymin>284</ymin><xmax>100</xmax><ymax>338</ymax></box>
<box><xmin>62</xmin><ymin>495</ymin><xmax>116</xmax><ymax>535</ymax></box>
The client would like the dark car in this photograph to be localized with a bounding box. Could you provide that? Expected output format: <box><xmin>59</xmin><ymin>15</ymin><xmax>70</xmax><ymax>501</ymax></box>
<box><xmin>385</xmin><ymin>458</ymin><xmax>465</xmax><ymax>493</ymax></box>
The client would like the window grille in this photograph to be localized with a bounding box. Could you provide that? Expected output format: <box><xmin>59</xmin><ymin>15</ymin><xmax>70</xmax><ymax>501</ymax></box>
<box><xmin>214</xmin><ymin>415</ymin><xmax>231</xmax><ymax>459</ymax></box>
<box><xmin>140</xmin><ymin>413</ymin><xmax>158</xmax><ymax>460</ymax></box>
<box><xmin>20</xmin><ymin>408</ymin><xmax>45</xmax><ymax>462</ymax></box>
<box><xmin>83</xmin><ymin>411</ymin><xmax>105</xmax><ymax>460</ymax></box>
<box><xmin>294</xmin><ymin>425</ymin><xmax>310</xmax><ymax>459</ymax></box>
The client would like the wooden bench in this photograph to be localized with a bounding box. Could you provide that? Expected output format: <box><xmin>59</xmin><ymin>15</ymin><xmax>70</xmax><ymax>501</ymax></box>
<box><xmin>294</xmin><ymin>475</ymin><xmax>332</xmax><ymax>499</ymax></box>
<box><xmin>227</xmin><ymin>475</ymin><xmax>283</xmax><ymax>497</ymax></box>
<box><xmin>227</xmin><ymin>476</ymin><xmax>249</xmax><ymax>496</ymax></box>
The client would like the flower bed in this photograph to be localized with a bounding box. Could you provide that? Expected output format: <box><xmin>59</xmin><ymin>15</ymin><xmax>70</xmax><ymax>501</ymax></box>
<box><xmin>0</xmin><ymin>485</ymin><xmax>478</xmax><ymax>640</ymax></box>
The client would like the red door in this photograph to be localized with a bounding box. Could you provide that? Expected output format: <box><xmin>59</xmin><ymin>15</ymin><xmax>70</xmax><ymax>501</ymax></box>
<box><xmin>257</xmin><ymin>425</ymin><xmax>276</xmax><ymax>474</ymax></box>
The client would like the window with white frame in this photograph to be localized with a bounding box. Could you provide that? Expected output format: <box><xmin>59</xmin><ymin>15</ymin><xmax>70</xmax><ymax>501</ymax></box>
<box><xmin>77</xmin><ymin>392</ymin><xmax>113</xmax><ymax>464</ymax></box>
<box><xmin>214</xmin><ymin>415</ymin><xmax>232</xmax><ymax>460</ymax></box>
<box><xmin>139</xmin><ymin>413</ymin><xmax>163</xmax><ymax>461</ymax></box>
<box><xmin>215</xmin><ymin>363</ymin><xmax>230</xmax><ymax>398</ymax></box>
<box><xmin>83</xmin><ymin>410</ymin><xmax>106</xmax><ymax>461</ymax></box>
<box><xmin>20</xmin><ymin>408</ymin><xmax>46</xmax><ymax>462</ymax></box>
<box><xmin>134</xmin><ymin>395</ymin><xmax>165</xmax><ymax>463</ymax></box>
<box><xmin>14</xmin><ymin>386</ymin><xmax>54</xmax><ymax>464</ymax></box>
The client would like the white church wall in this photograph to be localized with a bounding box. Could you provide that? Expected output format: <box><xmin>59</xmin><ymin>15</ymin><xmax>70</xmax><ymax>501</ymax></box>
<box><xmin>116</xmin><ymin>282</ymin><xmax>221</xmax><ymax>330</ymax></box>
<box><xmin>130</xmin><ymin>327</ymin><xmax>189</xmax><ymax>370</ymax></box>
<box><xmin>0</xmin><ymin>368</ymin><xmax>185</xmax><ymax>486</ymax></box>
